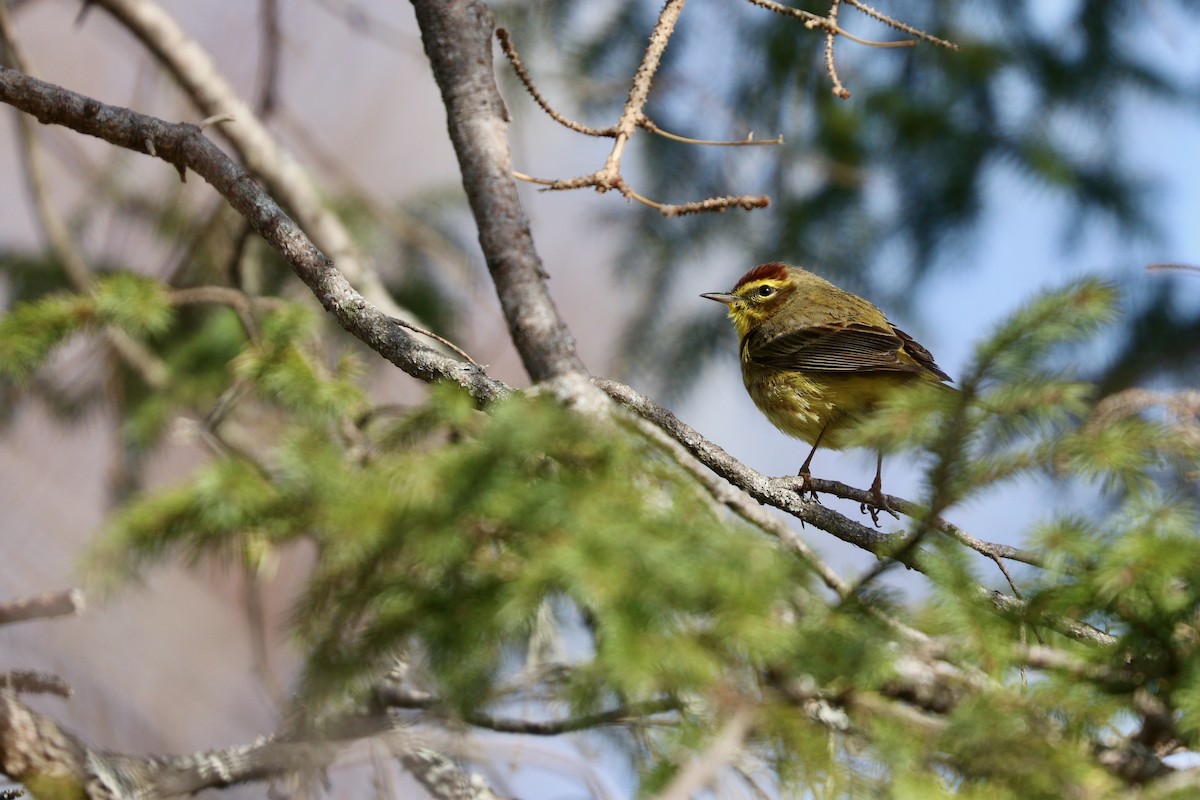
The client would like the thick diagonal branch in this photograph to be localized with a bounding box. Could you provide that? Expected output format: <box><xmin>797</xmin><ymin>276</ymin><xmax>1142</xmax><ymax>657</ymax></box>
<box><xmin>86</xmin><ymin>0</ymin><xmax>413</xmax><ymax>323</ymax></box>
<box><xmin>0</xmin><ymin>65</ymin><xmax>507</xmax><ymax>404</ymax></box>
<box><xmin>410</xmin><ymin>0</ymin><xmax>584</xmax><ymax>383</ymax></box>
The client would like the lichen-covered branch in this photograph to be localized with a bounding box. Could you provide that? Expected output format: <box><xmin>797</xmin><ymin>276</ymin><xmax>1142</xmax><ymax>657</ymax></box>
<box><xmin>0</xmin><ymin>689</ymin><xmax>501</xmax><ymax>799</ymax></box>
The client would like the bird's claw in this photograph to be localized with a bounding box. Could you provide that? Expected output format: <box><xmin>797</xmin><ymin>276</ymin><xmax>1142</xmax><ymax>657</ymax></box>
<box><xmin>861</xmin><ymin>482</ymin><xmax>900</xmax><ymax>527</ymax></box>
<box><xmin>795</xmin><ymin>469</ymin><xmax>819</xmax><ymax>501</ymax></box>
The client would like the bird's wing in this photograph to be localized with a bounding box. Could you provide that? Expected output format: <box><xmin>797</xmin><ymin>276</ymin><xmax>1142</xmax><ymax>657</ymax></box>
<box><xmin>891</xmin><ymin>325</ymin><xmax>952</xmax><ymax>382</ymax></box>
<box><xmin>745</xmin><ymin>321</ymin><xmax>925</xmax><ymax>375</ymax></box>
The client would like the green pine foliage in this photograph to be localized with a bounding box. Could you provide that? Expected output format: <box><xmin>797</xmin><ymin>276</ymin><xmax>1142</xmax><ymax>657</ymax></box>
<box><xmin>45</xmin><ymin>274</ymin><xmax>1200</xmax><ymax>795</ymax></box>
<box><xmin>0</xmin><ymin>272</ymin><xmax>171</xmax><ymax>380</ymax></box>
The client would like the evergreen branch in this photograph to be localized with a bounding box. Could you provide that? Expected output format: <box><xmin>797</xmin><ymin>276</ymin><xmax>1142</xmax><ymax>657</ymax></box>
<box><xmin>595</xmin><ymin>378</ymin><xmax>1118</xmax><ymax>647</ymax></box>
<box><xmin>595</xmin><ymin>379</ymin><xmax>895</xmax><ymax>555</ymax></box>
<box><xmin>0</xmin><ymin>65</ymin><xmax>509</xmax><ymax>404</ymax></box>
<box><xmin>608</xmin><ymin>395</ymin><xmax>932</xmax><ymax>644</ymax></box>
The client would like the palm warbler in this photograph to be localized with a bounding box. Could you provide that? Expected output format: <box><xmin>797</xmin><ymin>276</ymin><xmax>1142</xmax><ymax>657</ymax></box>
<box><xmin>702</xmin><ymin>262</ymin><xmax>951</xmax><ymax>509</ymax></box>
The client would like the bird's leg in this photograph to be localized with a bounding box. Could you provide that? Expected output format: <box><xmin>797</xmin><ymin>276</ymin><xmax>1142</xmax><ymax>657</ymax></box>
<box><xmin>861</xmin><ymin>451</ymin><xmax>899</xmax><ymax>527</ymax></box>
<box><xmin>796</xmin><ymin>424</ymin><xmax>828</xmax><ymax>500</ymax></box>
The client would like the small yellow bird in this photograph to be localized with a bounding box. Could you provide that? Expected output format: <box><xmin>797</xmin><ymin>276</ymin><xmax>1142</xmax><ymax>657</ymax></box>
<box><xmin>702</xmin><ymin>262</ymin><xmax>951</xmax><ymax>509</ymax></box>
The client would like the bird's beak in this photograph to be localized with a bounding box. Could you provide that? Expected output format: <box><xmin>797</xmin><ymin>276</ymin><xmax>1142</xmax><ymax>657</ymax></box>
<box><xmin>700</xmin><ymin>292</ymin><xmax>738</xmax><ymax>305</ymax></box>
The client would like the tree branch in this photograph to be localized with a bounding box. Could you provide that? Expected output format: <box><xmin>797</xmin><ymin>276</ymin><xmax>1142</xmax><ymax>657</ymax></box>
<box><xmin>410</xmin><ymin>0</ymin><xmax>584</xmax><ymax>383</ymax></box>
<box><xmin>0</xmin><ymin>65</ymin><xmax>509</xmax><ymax>404</ymax></box>
<box><xmin>85</xmin><ymin>0</ymin><xmax>415</xmax><ymax>325</ymax></box>
<box><xmin>375</xmin><ymin>682</ymin><xmax>681</xmax><ymax>736</ymax></box>
<box><xmin>0</xmin><ymin>589</ymin><xmax>84</xmax><ymax>627</ymax></box>
<box><xmin>0</xmin><ymin>688</ymin><xmax>504</xmax><ymax>799</ymax></box>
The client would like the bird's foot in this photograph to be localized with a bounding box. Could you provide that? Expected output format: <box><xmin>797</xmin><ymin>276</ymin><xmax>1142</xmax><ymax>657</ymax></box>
<box><xmin>795</xmin><ymin>469</ymin><xmax>819</xmax><ymax>501</ymax></box>
<box><xmin>861</xmin><ymin>476</ymin><xmax>900</xmax><ymax>528</ymax></box>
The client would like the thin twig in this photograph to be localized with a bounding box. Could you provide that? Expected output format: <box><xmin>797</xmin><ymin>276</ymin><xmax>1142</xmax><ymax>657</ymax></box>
<box><xmin>842</xmin><ymin>0</ymin><xmax>960</xmax><ymax>50</ymax></box>
<box><xmin>660</xmin><ymin>193</ymin><xmax>771</xmax><ymax>216</ymax></box>
<box><xmin>1147</xmin><ymin>262</ymin><xmax>1200</xmax><ymax>273</ymax></box>
<box><xmin>794</xmin><ymin>477</ymin><xmax>1044</xmax><ymax>567</ymax></box>
<box><xmin>254</xmin><ymin>0</ymin><xmax>281</xmax><ymax>116</ymax></box>
<box><xmin>745</xmin><ymin>0</ymin><xmax>955</xmax><ymax>97</ymax></box>
<box><xmin>377</xmin><ymin>683</ymin><xmax>680</xmax><ymax>735</ymax></box>
<box><xmin>2</xmin><ymin>670</ymin><xmax>72</xmax><ymax>698</ymax></box>
<box><xmin>499</xmin><ymin>1</ymin><xmax>773</xmax><ymax>217</ymax></box>
<box><xmin>495</xmin><ymin>28</ymin><xmax>614</xmax><ymax>137</ymax></box>
<box><xmin>0</xmin><ymin>589</ymin><xmax>85</xmax><ymax>627</ymax></box>
<box><xmin>654</xmin><ymin>707</ymin><xmax>753</xmax><ymax>800</ymax></box>
<box><xmin>824</xmin><ymin>1</ymin><xmax>850</xmax><ymax>98</ymax></box>
<box><xmin>391</xmin><ymin>319</ymin><xmax>481</xmax><ymax>367</ymax></box>
<box><xmin>639</xmin><ymin>117</ymin><xmax>783</xmax><ymax>146</ymax></box>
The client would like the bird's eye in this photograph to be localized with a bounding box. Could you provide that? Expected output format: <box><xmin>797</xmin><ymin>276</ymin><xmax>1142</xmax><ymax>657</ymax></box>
<box><xmin>757</xmin><ymin>285</ymin><xmax>775</xmax><ymax>297</ymax></box>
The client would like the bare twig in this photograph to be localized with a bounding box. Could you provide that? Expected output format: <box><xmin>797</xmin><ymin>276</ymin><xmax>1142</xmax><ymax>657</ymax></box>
<box><xmin>496</xmin><ymin>27</ymin><xmax>614</xmax><ymax>137</ymax></box>
<box><xmin>0</xmin><ymin>590</ymin><xmax>84</xmax><ymax>627</ymax></box>
<box><xmin>745</xmin><ymin>0</ymin><xmax>956</xmax><ymax>96</ymax></box>
<box><xmin>1147</xmin><ymin>262</ymin><xmax>1200</xmax><ymax>273</ymax></box>
<box><xmin>638</xmin><ymin>117</ymin><xmax>783</xmax><ymax>147</ymax></box>
<box><xmin>842</xmin><ymin>0</ymin><xmax>959</xmax><ymax>50</ymax></box>
<box><xmin>499</xmin><ymin>3</ymin><xmax>777</xmax><ymax>215</ymax></box>
<box><xmin>824</xmin><ymin>0</ymin><xmax>850</xmax><ymax>99</ymax></box>
<box><xmin>793</xmin><ymin>476</ymin><xmax>1044</xmax><ymax>567</ymax></box>
<box><xmin>383</xmin><ymin>728</ymin><xmax>502</xmax><ymax>800</ymax></box>
<box><xmin>1</xmin><ymin>671</ymin><xmax>71</xmax><ymax>698</ymax></box>
<box><xmin>0</xmin><ymin>688</ymin><xmax>505</xmax><ymax>800</ymax></box>
<box><xmin>254</xmin><ymin>0</ymin><xmax>281</xmax><ymax>116</ymax></box>
<box><xmin>376</xmin><ymin>682</ymin><xmax>680</xmax><ymax>736</ymax></box>
<box><xmin>654</xmin><ymin>708</ymin><xmax>753</xmax><ymax>800</ymax></box>
<box><xmin>659</xmin><ymin>193</ymin><xmax>771</xmax><ymax>217</ymax></box>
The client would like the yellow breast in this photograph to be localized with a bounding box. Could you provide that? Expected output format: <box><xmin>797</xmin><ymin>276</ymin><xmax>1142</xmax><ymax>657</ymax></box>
<box><xmin>740</xmin><ymin>360</ymin><xmax>916</xmax><ymax>449</ymax></box>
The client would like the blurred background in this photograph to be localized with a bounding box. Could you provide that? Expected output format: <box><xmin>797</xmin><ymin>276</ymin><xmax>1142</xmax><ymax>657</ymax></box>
<box><xmin>2</xmin><ymin>0</ymin><xmax>1199</xmax><ymax>795</ymax></box>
